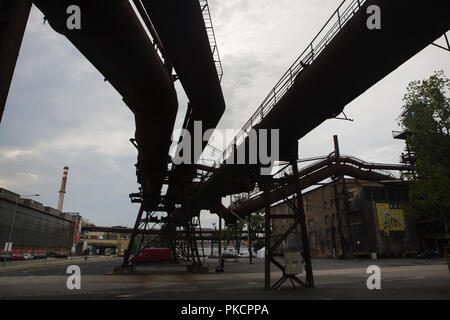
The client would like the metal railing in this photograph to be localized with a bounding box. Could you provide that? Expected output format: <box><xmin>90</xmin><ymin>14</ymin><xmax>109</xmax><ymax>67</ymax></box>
<box><xmin>199</xmin><ymin>0</ymin><xmax>224</xmax><ymax>82</ymax></box>
<box><xmin>213</xmin><ymin>0</ymin><xmax>366</xmax><ymax>169</ymax></box>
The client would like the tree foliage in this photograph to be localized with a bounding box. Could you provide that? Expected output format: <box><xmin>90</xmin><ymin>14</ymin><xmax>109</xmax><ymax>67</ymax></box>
<box><xmin>398</xmin><ymin>71</ymin><xmax>450</xmax><ymax>220</ymax></box>
<box><xmin>223</xmin><ymin>194</ymin><xmax>266</xmax><ymax>251</ymax></box>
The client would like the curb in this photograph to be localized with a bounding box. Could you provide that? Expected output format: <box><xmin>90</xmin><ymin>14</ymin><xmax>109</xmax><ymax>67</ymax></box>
<box><xmin>0</xmin><ymin>257</ymin><xmax>121</xmax><ymax>273</ymax></box>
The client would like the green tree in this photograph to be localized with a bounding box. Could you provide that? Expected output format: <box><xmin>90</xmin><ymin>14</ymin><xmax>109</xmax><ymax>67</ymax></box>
<box><xmin>398</xmin><ymin>71</ymin><xmax>450</xmax><ymax>226</ymax></box>
<box><xmin>225</xmin><ymin>194</ymin><xmax>266</xmax><ymax>253</ymax></box>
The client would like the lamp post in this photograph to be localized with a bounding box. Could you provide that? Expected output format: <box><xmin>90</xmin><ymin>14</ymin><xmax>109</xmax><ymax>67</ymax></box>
<box><xmin>2</xmin><ymin>194</ymin><xmax>39</xmax><ymax>267</ymax></box>
<box><xmin>211</xmin><ymin>223</ymin><xmax>216</xmax><ymax>256</ymax></box>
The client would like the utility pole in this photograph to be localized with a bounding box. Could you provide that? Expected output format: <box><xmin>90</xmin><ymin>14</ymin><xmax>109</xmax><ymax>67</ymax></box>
<box><xmin>332</xmin><ymin>135</ymin><xmax>354</xmax><ymax>258</ymax></box>
<box><xmin>248</xmin><ymin>213</ymin><xmax>253</xmax><ymax>264</ymax></box>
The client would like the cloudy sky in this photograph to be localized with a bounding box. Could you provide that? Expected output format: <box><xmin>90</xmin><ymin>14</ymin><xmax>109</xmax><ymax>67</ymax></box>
<box><xmin>0</xmin><ymin>1</ymin><xmax>449</xmax><ymax>228</ymax></box>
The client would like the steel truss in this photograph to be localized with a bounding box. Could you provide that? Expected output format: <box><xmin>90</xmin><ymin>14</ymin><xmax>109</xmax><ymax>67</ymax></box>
<box><xmin>261</xmin><ymin>159</ymin><xmax>314</xmax><ymax>290</ymax></box>
<box><xmin>121</xmin><ymin>197</ymin><xmax>204</xmax><ymax>269</ymax></box>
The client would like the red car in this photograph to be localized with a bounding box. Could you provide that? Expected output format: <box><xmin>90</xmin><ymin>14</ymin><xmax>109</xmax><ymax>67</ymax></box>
<box><xmin>131</xmin><ymin>248</ymin><xmax>172</xmax><ymax>264</ymax></box>
<box><xmin>13</xmin><ymin>254</ymin><xmax>25</xmax><ymax>261</ymax></box>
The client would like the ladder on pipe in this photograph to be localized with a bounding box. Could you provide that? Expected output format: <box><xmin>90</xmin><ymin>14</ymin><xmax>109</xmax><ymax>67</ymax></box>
<box><xmin>199</xmin><ymin>0</ymin><xmax>224</xmax><ymax>82</ymax></box>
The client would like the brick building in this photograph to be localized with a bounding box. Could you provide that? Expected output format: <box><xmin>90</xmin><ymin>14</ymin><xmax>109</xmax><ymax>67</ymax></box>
<box><xmin>271</xmin><ymin>179</ymin><xmax>421</xmax><ymax>258</ymax></box>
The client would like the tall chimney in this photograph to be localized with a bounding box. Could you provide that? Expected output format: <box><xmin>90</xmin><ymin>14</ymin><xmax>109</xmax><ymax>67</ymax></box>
<box><xmin>57</xmin><ymin>166</ymin><xmax>69</xmax><ymax>212</ymax></box>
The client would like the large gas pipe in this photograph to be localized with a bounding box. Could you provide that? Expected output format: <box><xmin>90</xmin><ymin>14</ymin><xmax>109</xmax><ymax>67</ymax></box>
<box><xmin>141</xmin><ymin>0</ymin><xmax>226</xmax><ymax>163</ymax></box>
<box><xmin>33</xmin><ymin>0</ymin><xmax>178</xmax><ymax>199</ymax></box>
<box><xmin>228</xmin><ymin>163</ymin><xmax>399</xmax><ymax>221</ymax></box>
<box><xmin>194</xmin><ymin>0</ymin><xmax>450</xmax><ymax>209</ymax></box>
<box><xmin>0</xmin><ymin>0</ymin><xmax>32</xmax><ymax>123</ymax></box>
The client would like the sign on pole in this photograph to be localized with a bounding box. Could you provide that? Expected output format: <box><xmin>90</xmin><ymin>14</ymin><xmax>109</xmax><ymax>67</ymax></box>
<box><xmin>4</xmin><ymin>242</ymin><xmax>13</xmax><ymax>252</ymax></box>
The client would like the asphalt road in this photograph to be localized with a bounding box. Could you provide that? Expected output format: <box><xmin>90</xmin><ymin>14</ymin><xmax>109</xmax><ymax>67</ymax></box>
<box><xmin>0</xmin><ymin>257</ymin><xmax>448</xmax><ymax>300</ymax></box>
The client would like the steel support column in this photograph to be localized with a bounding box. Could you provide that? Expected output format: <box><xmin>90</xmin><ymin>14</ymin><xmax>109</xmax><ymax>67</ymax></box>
<box><xmin>291</xmin><ymin>159</ymin><xmax>314</xmax><ymax>288</ymax></box>
<box><xmin>264</xmin><ymin>195</ymin><xmax>271</xmax><ymax>289</ymax></box>
<box><xmin>122</xmin><ymin>203</ymin><xmax>145</xmax><ymax>267</ymax></box>
<box><xmin>248</xmin><ymin>213</ymin><xmax>253</xmax><ymax>264</ymax></box>
<box><xmin>332</xmin><ymin>135</ymin><xmax>353</xmax><ymax>258</ymax></box>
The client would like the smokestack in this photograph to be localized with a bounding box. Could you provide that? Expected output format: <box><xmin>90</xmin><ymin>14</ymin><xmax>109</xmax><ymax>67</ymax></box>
<box><xmin>57</xmin><ymin>166</ymin><xmax>69</xmax><ymax>212</ymax></box>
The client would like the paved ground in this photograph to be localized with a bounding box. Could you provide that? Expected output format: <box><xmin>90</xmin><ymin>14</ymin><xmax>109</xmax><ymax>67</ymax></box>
<box><xmin>0</xmin><ymin>257</ymin><xmax>448</xmax><ymax>300</ymax></box>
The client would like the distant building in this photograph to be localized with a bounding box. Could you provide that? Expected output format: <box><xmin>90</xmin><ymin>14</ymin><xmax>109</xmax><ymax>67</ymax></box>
<box><xmin>0</xmin><ymin>188</ymin><xmax>81</xmax><ymax>254</ymax></box>
<box><xmin>80</xmin><ymin>229</ymin><xmax>130</xmax><ymax>256</ymax></box>
<box><xmin>271</xmin><ymin>179</ymin><xmax>421</xmax><ymax>258</ymax></box>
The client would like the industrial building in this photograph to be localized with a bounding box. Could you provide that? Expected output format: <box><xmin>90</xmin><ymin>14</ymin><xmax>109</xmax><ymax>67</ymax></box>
<box><xmin>80</xmin><ymin>229</ymin><xmax>130</xmax><ymax>256</ymax></box>
<box><xmin>1</xmin><ymin>0</ymin><xmax>448</xmax><ymax>291</ymax></box>
<box><xmin>271</xmin><ymin>179</ymin><xmax>420</xmax><ymax>258</ymax></box>
<box><xmin>0</xmin><ymin>188</ymin><xmax>80</xmax><ymax>254</ymax></box>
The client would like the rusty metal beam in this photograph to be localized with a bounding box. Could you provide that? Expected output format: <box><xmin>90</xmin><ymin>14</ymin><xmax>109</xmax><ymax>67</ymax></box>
<box><xmin>234</xmin><ymin>163</ymin><xmax>398</xmax><ymax>218</ymax></box>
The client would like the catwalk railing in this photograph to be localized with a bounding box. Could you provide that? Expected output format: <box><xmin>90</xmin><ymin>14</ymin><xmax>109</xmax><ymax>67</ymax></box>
<box><xmin>199</xmin><ymin>0</ymin><xmax>224</xmax><ymax>82</ymax></box>
<box><xmin>213</xmin><ymin>0</ymin><xmax>366</xmax><ymax>169</ymax></box>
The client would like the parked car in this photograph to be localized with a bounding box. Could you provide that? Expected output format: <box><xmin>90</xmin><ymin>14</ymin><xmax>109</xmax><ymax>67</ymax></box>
<box><xmin>13</xmin><ymin>254</ymin><xmax>25</xmax><ymax>261</ymax></box>
<box><xmin>32</xmin><ymin>253</ymin><xmax>47</xmax><ymax>260</ymax></box>
<box><xmin>54</xmin><ymin>253</ymin><xmax>68</xmax><ymax>259</ymax></box>
<box><xmin>23</xmin><ymin>253</ymin><xmax>34</xmax><ymax>260</ymax></box>
<box><xmin>0</xmin><ymin>254</ymin><xmax>13</xmax><ymax>262</ymax></box>
<box><xmin>238</xmin><ymin>251</ymin><xmax>250</xmax><ymax>258</ymax></box>
<box><xmin>131</xmin><ymin>248</ymin><xmax>172</xmax><ymax>264</ymax></box>
<box><xmin>415</xmin><ymin>250</ymin><xmax>440</xmax><ymax>259</ymax></box>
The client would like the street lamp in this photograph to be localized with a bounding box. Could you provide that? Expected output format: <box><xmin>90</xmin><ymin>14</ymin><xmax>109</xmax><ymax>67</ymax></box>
<box><xmin>2</xmin><ymin>194</ymin><xmax>40</xmax><ymax>267</ymax></box>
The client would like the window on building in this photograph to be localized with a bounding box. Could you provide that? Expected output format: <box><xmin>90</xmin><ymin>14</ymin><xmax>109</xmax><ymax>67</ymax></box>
<box><xmin>365</xmin><ymin>189</ymin><xmax>371</xmax><ymax>200</ymax></box>
<box><xmin>309</xmin><ymin>232</ymin><xmax>316</xmax><ymax>249</ymax></box>
<box><xmin>325</xmin><ymin>215</ymin><xmax>329</xmax><ymax>225</ymax></box>
<box><xmin>373</xmin><ymin>189</ymin><xmax>385</xmax><ymax>202</ymax></box>
<box><xmin>347</xmin><ymin>200</ymin><xmax>353</xmax><ymax>210</ymax></box>
<box><xmin>327</xmin><ymin>240</ymin><xmax>332</xmax><ymax>250</ymax></box>
<box><xmin>401</xmin><ymin>190</ymin><xmax>408</xmax><ymax>202</ymax></box>
<box><xmin>308</xmin><ymin>219</ymin><xmax>314</xmax><ymax>229</ymax></box>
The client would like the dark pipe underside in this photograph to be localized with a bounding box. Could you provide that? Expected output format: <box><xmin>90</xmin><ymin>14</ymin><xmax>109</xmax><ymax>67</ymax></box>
<box><xmin>142</xmin><ymin>0</ymin><xmax>226</xmax><ymax>161</ymax></box>
<box><xmin>32</xmin><ymin>0</ymin><xmax>178</xmax><ymax>198</ymax></box>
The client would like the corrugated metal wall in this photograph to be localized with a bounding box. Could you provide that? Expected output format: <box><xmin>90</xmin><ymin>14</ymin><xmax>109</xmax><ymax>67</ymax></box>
<box><xmin>0</xmin><ymin>199</ymin><xmax>74</xmax><ymax>252</ymax></box>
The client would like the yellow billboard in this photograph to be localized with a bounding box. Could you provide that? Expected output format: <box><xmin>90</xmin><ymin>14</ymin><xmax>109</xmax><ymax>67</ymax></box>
<box><xmin>376</xmin><ymin>203</ymin><xmax>406</xmax><ymax>236</ymax></box>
